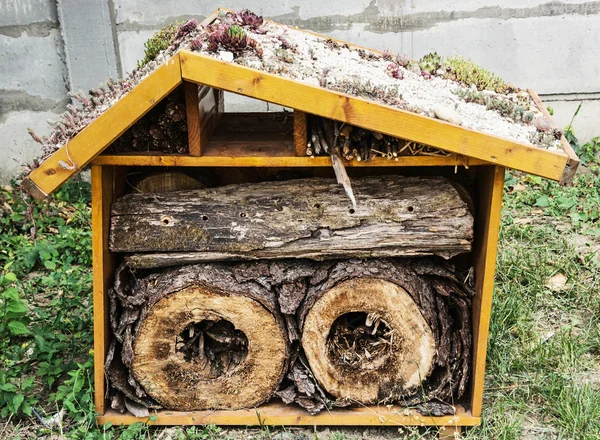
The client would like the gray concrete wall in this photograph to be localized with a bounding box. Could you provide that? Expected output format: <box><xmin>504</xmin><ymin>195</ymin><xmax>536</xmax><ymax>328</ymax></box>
<box><xmin>1</xmin><ymin>0</ymin><xmax>599</xmax><ymax>182</ymax></box>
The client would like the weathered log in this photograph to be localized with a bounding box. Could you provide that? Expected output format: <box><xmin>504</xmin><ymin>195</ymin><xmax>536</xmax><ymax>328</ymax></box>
<box><xmin>108</xmin><ymin>263</ymin><xmax>289</xmax><ymax>412</ymax></box>
<box><xmin>107</xmin><ymin>257</ymin><xmax>472</xmax><ymax>415</ymax></box>
<box><xmin>110</xmin><ymin>176</ymin><xmax>473</xmax><ymax>259</ymax></box>
<box><xmin>301</xmin><ymin>278</ymin><xmax>436</xmax><ymax>403</ymax></box>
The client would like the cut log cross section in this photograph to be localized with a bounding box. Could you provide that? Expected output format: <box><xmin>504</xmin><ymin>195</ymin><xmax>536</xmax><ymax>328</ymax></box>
<box><xmin>131</xmin><ymin>285</ymin><xmax>288</xmax><ymax>411</ymax></box>
<box><xmin>302</xmin><ymin>278</ymin><xmax>435</xmax><ymax>403</ymax></box>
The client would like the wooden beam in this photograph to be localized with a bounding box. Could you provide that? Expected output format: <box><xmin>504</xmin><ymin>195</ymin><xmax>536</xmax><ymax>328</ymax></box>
<box><xmin>24</xmin><ymin>54</ymin><xmax>182</xmax><ymax>200</ymax></box>
<box><xmin>183</xmin><ymin>82</ymin><xmax>201</xmax><ymax>156</ymax></box>
<box><xmin>91</xmin><ymin>165</ymin><xmax>115</xmax><ymax>414</ymax></box>
<box><xmin>91</xmin><ymin>154</ymin><xmax>484</xmax><ymax>167</ymax></box>
<box><xmin>180</xmin><ymin>50</ymin><xmax>570</xmax><ymax>182</ymax></box>
<box><xmin>97</xmin><ymin>402</ymin><xmax>479</xmax><ymax>427</ymax></box>
<box><xmin>469</xmin><ymin>165</ymin><xmax>505</xmax><ymax>417</ymax></box>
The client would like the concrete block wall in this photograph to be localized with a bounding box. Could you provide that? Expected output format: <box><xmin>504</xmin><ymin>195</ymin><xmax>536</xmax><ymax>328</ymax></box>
<box><xmin>1</xmin><ymin>0</ymin><xmax>599</xmax><ymax>182</ymax></box>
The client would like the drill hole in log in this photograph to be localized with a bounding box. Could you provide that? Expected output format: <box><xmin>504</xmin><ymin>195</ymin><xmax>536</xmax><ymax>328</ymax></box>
<box><xmin>407</xmin><ymin>206</ymin><xmax>414</xmax><ymax>212</ymax></box>
<box><xmin>160</xmin><ymin>216</ymin><xmax>172</xmax><ymax>225</ymax></box>
<box><xmin>240</xmin><ymin>212</ymin><xmax>247</xmax><ymax>218</ymax></box>
<box><xmin>348</xmin><ymin>208</ymin><xmax>355</xmax><ymax>214</ymax></box>
<box><xmin>327</xmin><ymin>312</ymin><xmax>393</xmax><ymax>370</ymax></box>
<box><xmin>202</xmin><ymin>215</ymin><xmax>209</xmax><ymax>221</ymax></box>
<box><xmin>175</xmin><ymin>319</ymin><xmax>249</xmax><ymax>378</ymax></box>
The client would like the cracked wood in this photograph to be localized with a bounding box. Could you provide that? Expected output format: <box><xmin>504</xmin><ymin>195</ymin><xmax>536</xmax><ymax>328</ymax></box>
<box><xmin>109</xmin><ymin>175</ymin><xmax>473</xmax><ymax>260</ymax></box>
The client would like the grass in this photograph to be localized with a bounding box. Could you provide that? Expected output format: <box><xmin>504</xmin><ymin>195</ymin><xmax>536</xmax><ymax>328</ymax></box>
<box><xmin>1</xmin><ymin>165</ymin><xmax>599</xmax><ymax>439</ymax></box>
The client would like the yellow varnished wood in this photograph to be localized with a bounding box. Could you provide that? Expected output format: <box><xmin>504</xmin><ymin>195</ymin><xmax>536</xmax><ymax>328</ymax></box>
<box><xmin>92</xmin><ymin>154</ymin><xmax>484</xmax><ymax>167</ymax></box>
<box><xmin>27</xmin><ymin>54</ymin><xmax>182</xmax><ymax>198</ymax></box>
<box><xmin>91</xmin><ymin>166</ymin><xmax>114</xmax><ymax>414</ymax></box>
<box><xmin>180</xmin><ymin>50</ymin><xmax>569</xmax><ymax>181</ymax></box>
<box><xmin>470</xmin><ymin>166</ymin><xmax>505</xmax><ymax>417</ymax></box>
<box><xmin>97</xmin><ymin>402</ymin><xmax>478</xmax><ymax>426</ymax></box>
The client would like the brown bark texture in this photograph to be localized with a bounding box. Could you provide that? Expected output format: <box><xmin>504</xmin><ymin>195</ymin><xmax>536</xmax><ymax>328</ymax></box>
<box><xmin>109</xmin><ymin>176</ymin><xmax>473</xmax><ymax>260</ymax></box>
<box><xmin>106</xmin><ymin>257</ymin><xmax>472</xmax><ymax>416</ymax></box>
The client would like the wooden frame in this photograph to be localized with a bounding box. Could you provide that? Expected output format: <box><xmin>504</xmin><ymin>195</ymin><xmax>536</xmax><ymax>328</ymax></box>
<box><xmin>91</xmin><ymin>163</ymin><xmax>504</xmax><ymax>435</ymax></box>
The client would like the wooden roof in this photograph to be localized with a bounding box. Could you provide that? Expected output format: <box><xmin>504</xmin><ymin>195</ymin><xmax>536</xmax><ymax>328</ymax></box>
<box><xmin>22</xmin><ymin>9</ymin><xmax>579</xmax><ymax>200</ymax></box>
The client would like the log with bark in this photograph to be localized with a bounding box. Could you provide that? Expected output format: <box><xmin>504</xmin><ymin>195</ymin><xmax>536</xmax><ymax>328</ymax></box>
<box><xmin>109</xmin><ymin>176</ymin><xmax>473</xmax><ymax>261</ymax></box>
<box><xmin>107</xmin><ymin>257</ymin><xmax>473</xmax><ymax>416</ymax></box>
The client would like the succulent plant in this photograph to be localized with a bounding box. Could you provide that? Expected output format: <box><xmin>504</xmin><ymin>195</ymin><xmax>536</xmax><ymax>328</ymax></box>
<box><xmin>175</xmin><ymin>19</ymin><xmax>197</xmax><ymax>41</ymax></box>
<box><xmin>418</xmin><ymin>52</ymin><xmax>442</xmax><ymax>74</ymax></box>
<box><xmin>207</xmin><ymin>24</ymin><xmax>261</xmax><ymax>57</ymax></box>
<box><xmin>137</xmin><ymin>21</ymin><xmax>181</xmax><ymax>67</ymax></box>
<box><xmin>534</xmin><ymin>115</ymin><xmax>551</xmax><ymax>132</ymax></box>
<box><xmin>382</xmin><ymin>49</ymin><xmax>393</xmax><ymax>61</ymax></box>
<box><xmin>453</xmin><ymin>88</ymin><xmax>536</xmax><ymax>124</ymax></box>
<box><xmin>443</xmin><ymin>55</ymin><xmax>512</xmax><ymax>93</ymax></box>
<box><xmin>189</xmin><ymin>37</ymin><xmax>204</xmax><ymax>51</ymax></box>
<box><xmin>233</xmin><ymin>9</ymin><xmax>264</xmax><ymax>31</ymax></box>
<box><xmin>395</xmin><ymin>53</ymin><xmax>410</xmax><ymax>67</ymax></box>
<box><xmin>386</xmin><ymin>63</ymin><xmax>403</xmax><ymax>80</ymax></box>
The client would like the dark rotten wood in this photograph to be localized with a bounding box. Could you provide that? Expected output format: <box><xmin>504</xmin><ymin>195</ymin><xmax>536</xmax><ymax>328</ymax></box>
<box><xmin>109</xmin><ymin>176</ymin><xmax>474</xmax><ymax>259</ymax></box>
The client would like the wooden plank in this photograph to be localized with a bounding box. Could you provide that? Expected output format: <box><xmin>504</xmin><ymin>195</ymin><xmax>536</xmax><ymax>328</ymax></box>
<box><xmin>294</xmin><ymin>110</ymin><xmax>308</xmax><ymax>156</ymax></box>
<box><xmin>24</xmin><ymin>53</ymin><xmax>182</xmax><ymax>200</ymax></box>
<box><xmin>183</xmin><ymin>82</ymin><xmax>201</xmax><ymax>155</ymax></box>
<box><xmin>180</xmin><ymin>50</ymin><xmax>570</xmax><ymax>182</ymax></box>
<box><xmin>91</xmin><ymin>165</ymin><xmax>115</xmax><ymax>414</ymax></box>
<box><xmin>469</xmin><ymin>165</ymin><xmax>505</xmax><ymax>417</ymax></box>
<box><xmin>97</xmin><ymin>402</ymin><xmax>479</xmax><ymax>427</ymax></box>
<box><xmin>528</xmin><ymin>89</ymin><xmax>580</xmax><ymax>184</ymax></box>
<box><xmin>92</xmin><ymin>154</ymin><xmax>485</xmax><ymax>167</ymax></box>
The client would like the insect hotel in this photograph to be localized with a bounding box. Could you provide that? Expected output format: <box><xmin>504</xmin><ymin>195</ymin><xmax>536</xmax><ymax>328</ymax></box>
<box><xmin>21</xmin><ymin>9</ymin><xmax>578</xmax><ymax>438</ymax></box>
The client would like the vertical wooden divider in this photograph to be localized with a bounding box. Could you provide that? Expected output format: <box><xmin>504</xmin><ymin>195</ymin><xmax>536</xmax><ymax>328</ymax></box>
<box><xmin>294</xmin><ymin>110</ymin><xmax>308</xmax><ymax>156</ymax></box>
<box><xmin>184</xmin><ymin>82</ymin><xmax>202</xmax><ymax>156</ymax></box>
<box><xmin>184</xmin><ymin>81</ymin><xmax>224</xmax><ymax>156</ymax></box>
<box><xmin>92</xmin><ymin>165</ymin><xmax>126</xmax><ymax>414</ymax></box>
<box><xmin>469</xmin><ymin>165</ymin><xmax>505</xmax><ymax>417</ymax></box>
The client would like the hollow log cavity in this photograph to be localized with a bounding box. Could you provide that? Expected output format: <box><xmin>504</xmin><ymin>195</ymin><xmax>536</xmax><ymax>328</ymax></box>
<box><xmin>302</xmin><ymin>278</ymin><xmax>435</xmax><ymax>403</ymax></box>
<box><xmin>109</xmin><ymin>264</ymin><xmax>289</xmax><ymax>411</ymax></box>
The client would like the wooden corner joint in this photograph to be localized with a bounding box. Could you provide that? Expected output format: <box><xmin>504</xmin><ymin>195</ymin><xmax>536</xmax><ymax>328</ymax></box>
<box><xmin>559</xmin><ymin>156</ymin><xmax>580</xmax><ymax>186</ymax></box>
<box><xmin>20</xmin><ymin>177</ymin><xmax>48</xmax><ymax>201</ymax></box>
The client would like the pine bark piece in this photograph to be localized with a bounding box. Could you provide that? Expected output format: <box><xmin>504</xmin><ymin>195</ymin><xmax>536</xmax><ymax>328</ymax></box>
<box><xmin>110</xmin><ymin>176</ymin><xmax>474</xmax><ymax>259</ymax></box>
<box><xmin>127</xmin><ymin>266</ymin><xmax>289</xmax><ymax>411</ymax></box>
<box><xmin>301</xmin><ymin>278</ymin><xmax>435</xmax><ymax>403</ymax></box>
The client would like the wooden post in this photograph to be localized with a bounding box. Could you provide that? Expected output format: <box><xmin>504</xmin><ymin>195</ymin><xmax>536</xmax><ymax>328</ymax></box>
<box><xmin>91</xmin><ymin>165</ymin><xmax>115</xmax><ymax>414</ymax></box>
<box><xmin>469</xmin><ymin>165</ymin><xmax>505</xmax><ymax>417</ymax></box>
<box><xmin>293</xmin><ymin>110</ymin><xmax>307</xmax><ymax>156</ymax></box>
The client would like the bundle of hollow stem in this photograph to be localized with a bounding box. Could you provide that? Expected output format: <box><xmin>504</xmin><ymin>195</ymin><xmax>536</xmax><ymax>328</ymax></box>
<box><xmin>306</xmin><ymin>115</ymin><xmax>450</xmax><ymax>161</ymax></box>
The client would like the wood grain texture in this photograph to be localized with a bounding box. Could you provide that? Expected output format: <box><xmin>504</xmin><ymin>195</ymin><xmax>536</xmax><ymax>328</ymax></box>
<box><xmin>96</xmin><ymin>402</ymin><xmax>478</xmax><ymax>426</ymax></box>
<box><xmin>91</xmin><ymin>166</ymin><xmax>115</xmax><ymax>414</ymax></box>
<box><xmin>26</xmin><ymin>54</ymin><xmax>182</xmax><ymax>199</ymax></box>
<box><xmin>180</xmin><ymin>50</ymin><xmax>569</xmax><ymax>181</ymax></box>
<box><xmin>92</xmin><ymin>154</ymin><xmax>484</xmax><ymax>167</ymax></box>
<box><xmin>294</xmin><ymin>110</ymin><xmax>308</xmax><ymax>156</ymax></box>
<box><xmin>469</xmin><ymin>166</ymin><xmax>505</xmax><ymax>417</ymax></box>
<box><xmin>183</xmin><ymin>81</ymin><xmax>201</xmax><ymax>155</ymax></box>
<box><xmin>302</xmin><ymin>278</ymin><xmax>435</xmax><ymax>403</ymax></box>
<box><xmin>528</xmin><ymin>90</ymin><xmax>580</xmax><ymax>184</ymax></box>
<box><xmin>109</xmin><ymin>176</ymin><xmax>474</xmax><ymax>259</ymax></box>
<box><xmin>131</xmin><ymin>284</ymin><xmax>288</xmax><ymax>411</ymax></box>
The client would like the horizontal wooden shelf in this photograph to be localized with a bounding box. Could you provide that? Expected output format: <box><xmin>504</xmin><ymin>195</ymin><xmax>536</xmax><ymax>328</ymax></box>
<box><xmin>93</xmin><ymin>154</ymin><xmax>487</xmax><ymax>167</ymax></box>
<box><xmin>97</xmin><ymin>402</ymin><xmax>478</xmax><ymax>427</ymax></box>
